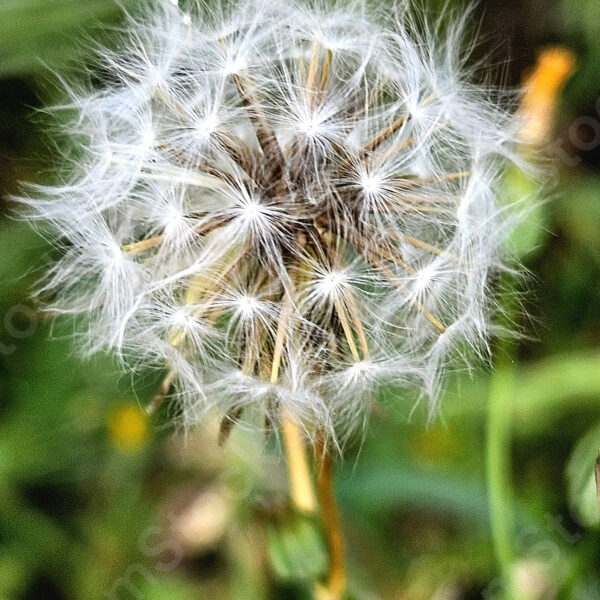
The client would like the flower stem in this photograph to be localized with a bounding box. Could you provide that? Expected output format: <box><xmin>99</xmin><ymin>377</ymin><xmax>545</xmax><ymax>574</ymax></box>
<box><xmin>281</xmin><ymin>412</ymin><xmax>317</xmax><ymax>513</ymax></box>
<box><xmin>314</xmin><ymin>437</ymin><xmax>346</xmax><ymax>600</ymax></box>
<box><xmin>280</xmin><ymin>419</ymin><xmax>346</xmax><ymax>599</ymax></box>
<box><xmin>486</xmin><ymin>366</ymin><xmax>516</xmax><ymax>590</ymax></box>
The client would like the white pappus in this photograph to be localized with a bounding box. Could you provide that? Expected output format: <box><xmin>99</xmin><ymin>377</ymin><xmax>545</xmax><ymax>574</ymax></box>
<box><xmin>17</xmin><ymin>0</ymin><xmax>528</xmax><ymax>445</ymax></box>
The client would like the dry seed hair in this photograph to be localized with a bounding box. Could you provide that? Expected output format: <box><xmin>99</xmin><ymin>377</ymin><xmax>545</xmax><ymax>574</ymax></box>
<box><xmin>18</xmin><ymin>0</ymin><xmax>528</xmax><ymax>444</ymax></box>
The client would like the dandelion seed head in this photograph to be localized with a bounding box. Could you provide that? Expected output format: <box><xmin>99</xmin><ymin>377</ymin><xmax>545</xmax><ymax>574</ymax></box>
<box><xmin>16</xmin><ymin>0</ymin><xmax>533</xmax><ymax>445</ymax></box>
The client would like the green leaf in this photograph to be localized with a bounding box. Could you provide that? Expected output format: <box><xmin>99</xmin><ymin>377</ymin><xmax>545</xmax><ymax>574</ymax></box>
<box><xmin>567</xmin><ymin>422</ymin><xmax>600</xmax><ymax>527</ymax></box>
<box><xmin>337</xmin><ymin>460</ymin><xmax>490</xmax><ymax>524</ymax></box>
<box><xmin>555</xmin><ymin>173</ymin><xmax>600</xmax><ymax>264</ymax></box>
<box><xmin>445</xmin><ymin>352</ymin><xmax>600</xmax><ymax>430</ymax></box>
<box><xmin>266</xmin><ymin>514</ymin><xmax>328</xmax><ymax>582</ymax></box>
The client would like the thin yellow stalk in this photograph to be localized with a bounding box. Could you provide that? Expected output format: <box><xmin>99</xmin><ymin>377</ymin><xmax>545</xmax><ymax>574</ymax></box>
<box><xmin>319</xmin><ymin>49</ymin><xmax>333</xmax><ymax>95</ymax></box>
<box><xmin>306</xmin><ymin>41</ymin><xmax>321</xmax><ymax>108</ymax></box>
<box><xmin>269</xmin><ymin>292</ymin><xmax>293</xmax><ymax>386</ymax></box>
<box><xmin>232</xmin><ymin>72</ymin><xmax>287</xmax><ymax>177</ymax></box>
<box><xmin>326</xmin><ymin>226</ymin><xmax>446</xmax><ymax>333</ymax></box>
<box><xmin>345</xmin><ymin>292</ymin><xmax>370</xmax><ymax>359</ymax></box>
<box><xmin>155</xmin><ymin>86</ymin><xmax>191</xmax><ymax>119</ymax></box>
<box><xmin>363</xmin><ymin>114</ymin><xmax>406</xmax><ymax>153</ymax></box>
<box><xmin>186</xmin><ymin>241</ymin><xmax>246</xmax><ymax>305</ymax></box>
<box><xmin>167</xmin><ymin>245</ymin><xmax>246</xmax><ymax>349</ymax></box>
<box><xmin>396</xmin><ymin>232</ymin><xmax>462</xmax><ymax>263</ymax></box>
<box><xmin>365</xmin><ymin>77</ymin><xmax>388</xmax><ymax>111</ymax></box>
<box><xmin>419</xmin><ymin>170</ymin><xmax>471</xmax><ymax>184</ymax></box>
<box><xmin>146</xmin><ymin>370</ymin><xmax>175</xmax><ymax>415</ymax></box>
<box><xmin>122</xmin><ymin>217</ymin><xmax>227</xmax><ymax>255</ymax></box>
<box><xmin>281</xmin><ymin>415</ymin><xmax>317</xmax><ymax>513</ymax></box>
<box><xmin>361</xmin><ymin>96</ymin><xmax>435</xmax><ymax>155</ymax></box>
<box><xmin>333</xmin><ymin>298</ymin><xmax>361</xmax><ymax>362</ymax></box>
<box><xmin>271</xmin><ymin>290</ymin><xmax>317</xmax><ymax>513</ymax></box>
<box><xmin>369</xmin><ymin>240</ymin><xmax>414</xmax><ymax>275</ymax></box>
<box><xmin>320</xmin><ymin>229</ymin><xmax>368</xmax><ymax>361</ymax></box>
<box><xmin>367</xmin><ymin>253</ymin><xmax>447</xmax><ymax>334</ymax></box>
<box><xmin>314</xmin><ymin>436</ymin><xmax>346</xmax><ymax>600</ymax></box>
<box><xmin>372</xmin><ymin>242</ymin><xmax>457</xmax><ymax>325</ymax></box>
<box><xmin>372</xmin><ymin>115</ymin><xmax>448</xmax><ymax>167</ymax></box>
<box><xmin>122</xmin><ymin>235</ymin><xmax>165</xmax><ymax>254</ymax></box>
<box><xmin>369</xmin><ymin>135</ymin><xmax>414</xmax><ymax>165</ymax></box>
<box><xmin>414</xmin><ymin>299</ymin><xmax>446</xmax><ymax>333</ymax></box>
<box><xmin>392</xmin><ymin>205</ymin><xmax>450</xmax><ymax>215</ymax></box>
<box><xmin>268</xmin><ymin>238</ymin><xmax>317</xmax><ymax>514</ymax></box>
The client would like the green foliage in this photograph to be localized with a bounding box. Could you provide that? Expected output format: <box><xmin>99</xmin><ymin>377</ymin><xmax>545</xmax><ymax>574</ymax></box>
<box><xmin>266</xmin><ymin>515</ymin><xmax>328</xmax><ymax>582</ymax></box>
<box><xmin>0</xmin><ymin>0</ymin><xmax>136</xmax><ymax>77</ymax></box>
<box><xmin>567</xmin><ymin>422</ymin><xmax>600</xmax><ymax>528</ymax></box>
<box><xmin>502</xmin><ymin>165</ymin><xmax>549</xmax><ymax>261</ymax></box>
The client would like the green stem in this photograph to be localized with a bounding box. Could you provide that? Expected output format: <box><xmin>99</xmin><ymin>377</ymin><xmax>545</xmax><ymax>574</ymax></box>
<box><xmin>486</xmin><ymin>366</ymin><xmax>516</xmax><ymax>595</ymax></box>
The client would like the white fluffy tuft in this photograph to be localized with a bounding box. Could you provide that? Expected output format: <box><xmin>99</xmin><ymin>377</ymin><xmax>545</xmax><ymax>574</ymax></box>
<box><xmin>17</xmin><ymin>0</ymin><xmax>528</xmax><ymax>444</ymax></box>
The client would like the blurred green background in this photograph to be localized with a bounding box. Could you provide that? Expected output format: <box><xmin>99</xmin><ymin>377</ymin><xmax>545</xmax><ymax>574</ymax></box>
<box><xmin>1</xmin><ymin>1</ymin><xmax>600</xmax><ymax>599</ymax></box>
